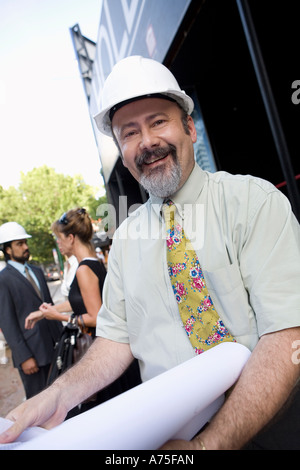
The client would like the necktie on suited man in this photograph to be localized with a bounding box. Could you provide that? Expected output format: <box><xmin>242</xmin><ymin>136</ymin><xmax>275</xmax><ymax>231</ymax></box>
<box><xmin>25</xmin><ymin>266</ymin><xmax>42</xmax><ymax>299</ymax></box>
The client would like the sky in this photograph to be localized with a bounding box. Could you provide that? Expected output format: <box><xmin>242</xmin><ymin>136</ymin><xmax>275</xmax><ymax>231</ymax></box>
<box><xmin>0</xmin><ymin>0</ymin><xmax>104</xmax><ymax>193</ymax></box>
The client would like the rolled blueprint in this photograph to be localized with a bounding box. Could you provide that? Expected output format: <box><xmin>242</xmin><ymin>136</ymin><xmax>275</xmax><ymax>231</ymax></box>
<box><xmin>15</xmin><ymin>342</ymin><xmax>250</xmax><ymax>450</ymax></box>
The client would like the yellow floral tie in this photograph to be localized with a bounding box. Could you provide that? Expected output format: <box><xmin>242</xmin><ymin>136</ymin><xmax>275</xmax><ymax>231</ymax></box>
<box><xmin>163</xmin><ymin>200</ymin><xmax>235</xmax><ymax>354</ymax></box>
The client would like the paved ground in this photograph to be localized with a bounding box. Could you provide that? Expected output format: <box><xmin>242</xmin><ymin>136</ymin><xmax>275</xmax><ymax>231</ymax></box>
<box><xmin>0</xmin><ymin>345</ymin><xmax>25</xmax><ymax>418</ymax></box>
<box><xmin>0</xmin><ymin>280</ymin><xmax>65</xmax><ymax>418</ymax></box>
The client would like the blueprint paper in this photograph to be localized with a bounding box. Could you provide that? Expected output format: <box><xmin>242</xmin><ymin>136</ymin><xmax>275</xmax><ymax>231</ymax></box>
<box><xmin>2</xmin><ymin>342</ymin><xmax>250</xmax><ymax>450</ymax></box>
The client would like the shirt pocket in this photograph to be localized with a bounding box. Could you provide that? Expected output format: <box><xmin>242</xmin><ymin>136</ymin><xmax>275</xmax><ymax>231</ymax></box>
<box><xmin>203</xmin><ymin>263</ymin><xmax>256</xmax><ymax>337</ymax></box>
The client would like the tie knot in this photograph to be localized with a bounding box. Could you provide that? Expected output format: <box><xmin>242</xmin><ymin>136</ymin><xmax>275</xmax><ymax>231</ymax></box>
<box><xmin>162</xmin><ymin>200</ymin><xmax>176</xmax><ymax>226</ymax></box>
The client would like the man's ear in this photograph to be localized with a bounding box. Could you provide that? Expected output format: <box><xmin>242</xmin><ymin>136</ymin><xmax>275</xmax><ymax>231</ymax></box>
<box><xmin>187</xmin><ymin>115</ymin><xmax>197</xmax><ymax>144</ymax></box>
<box><xmin>5</xmin><ymin>246</ymin><xmax>12</xmax><ymax>257</ymax></box>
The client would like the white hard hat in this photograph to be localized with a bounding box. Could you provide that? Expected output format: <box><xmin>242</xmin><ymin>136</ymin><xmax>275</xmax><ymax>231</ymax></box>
<box><xmin>94</xmin><ymin>56</ymin><xmax>194</xmax><ymax>136</ymax></box>
<box><xmin>0</xmin><ymin>222</ymin><xmax>32</xmax><ymax>244</ymax></box>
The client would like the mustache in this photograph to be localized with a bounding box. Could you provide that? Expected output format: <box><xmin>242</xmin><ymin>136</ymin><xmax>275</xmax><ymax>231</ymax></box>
<box><xmin>135</xmin><ymin>144</ymin><xmax>177</xmax><ymax>171</ymax></box>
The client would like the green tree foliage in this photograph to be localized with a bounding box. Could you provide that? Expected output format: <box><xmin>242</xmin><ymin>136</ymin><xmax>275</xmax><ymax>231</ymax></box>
<box><xmin>0</xmin><ymin>166</ymin><xmax>106</xmax><ymax>264</ymax></box>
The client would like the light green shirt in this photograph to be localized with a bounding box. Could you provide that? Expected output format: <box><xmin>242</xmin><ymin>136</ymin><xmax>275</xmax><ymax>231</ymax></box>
<box><xmin>97</xmin><ymin>164</ymin><xmax>300</xmax><ymax>382</ymax></box>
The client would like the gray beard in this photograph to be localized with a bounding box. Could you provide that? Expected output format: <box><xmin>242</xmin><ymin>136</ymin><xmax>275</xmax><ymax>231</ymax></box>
<box><xmin>139</xmin><ymin>161</ymin><xmax>182</xmax><ymax>198</ymax></box>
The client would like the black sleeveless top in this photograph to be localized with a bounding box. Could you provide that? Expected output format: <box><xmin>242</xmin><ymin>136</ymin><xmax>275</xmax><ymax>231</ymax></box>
<box><xmin>67</xmin><ymin>260</ymin><xmax>141</xmax><ymax>415</ymax></box>
<box><xmin>68</xmin><ymin>258</ymin><xmax>107</xmax><ymax>334</ymax></box>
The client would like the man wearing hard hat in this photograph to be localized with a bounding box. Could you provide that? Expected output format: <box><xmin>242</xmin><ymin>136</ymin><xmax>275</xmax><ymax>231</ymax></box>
<box><xmin>0</xmin><ymin>222</ymin><xmax>62</xmax><ymax>399</ymax></box>
<box><xmin>1</xmin><ymin>57</ymin><xmax>300</xmax><ymax>450</ymax></box>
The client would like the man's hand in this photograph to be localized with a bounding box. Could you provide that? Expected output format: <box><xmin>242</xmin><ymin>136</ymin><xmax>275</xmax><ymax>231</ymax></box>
<box><xmin>21</xmin><ymin>357</ymin><xmax>39</xmax><ymax>375</ymax></box>
<box><xmin>160</xmin><ymin>436</ymin><xmax>205</xmax><ymax>450</ymax></box>
<box><xmin>0</xmin><ymin>385</ymin><xmax>68</xmax><ymax>444</ymax></box>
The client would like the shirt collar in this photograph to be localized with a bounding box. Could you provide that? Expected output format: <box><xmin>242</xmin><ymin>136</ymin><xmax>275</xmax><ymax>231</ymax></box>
<box><xmin>8</xmin><ymin>259</ymin><xmax>27</xmax><ymax>275</ymax></box>
<box><xmin>150</xmin><ymin>163</ymin><xmax>206</xmax><ymax>218</ymax></box>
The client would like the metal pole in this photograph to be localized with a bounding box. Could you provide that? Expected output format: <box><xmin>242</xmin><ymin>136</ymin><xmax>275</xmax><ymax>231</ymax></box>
<box><xmin>236</xmin><ymin>0</ymin><xmax>300</xmax><ymax>220</ymax></box>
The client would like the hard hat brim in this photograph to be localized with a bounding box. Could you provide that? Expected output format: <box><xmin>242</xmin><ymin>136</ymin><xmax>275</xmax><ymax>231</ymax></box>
<box><xmin>94</xmin><ymin>90</ymin><xmax>194</xmax><ymax>137</ymax></box>
<box><xmin>0</xmin><ymin>234</ymin><xmax>31</xmax><ymax>244</ymax></box>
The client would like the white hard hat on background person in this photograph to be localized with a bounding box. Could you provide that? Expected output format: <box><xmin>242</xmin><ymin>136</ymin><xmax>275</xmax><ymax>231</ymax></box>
<box><xmin>94</xmin><ymin>55</ymin><xmax>194</xmax><ymax>136</ymax></box>
<box><xmin>0</xmin><ymin>222</ymin><xmax>32</xmax><ymax>244</ymax></box>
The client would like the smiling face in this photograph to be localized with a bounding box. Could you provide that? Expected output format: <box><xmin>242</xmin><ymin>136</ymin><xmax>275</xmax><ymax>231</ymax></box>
<box><xmin>112</xmin><ymin>98</ymin><xmax>197</xmax><ymax>198</ymax></box>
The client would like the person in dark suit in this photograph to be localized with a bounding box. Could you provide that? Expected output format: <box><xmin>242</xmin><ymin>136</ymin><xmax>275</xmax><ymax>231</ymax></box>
<box><xmin>0</xmin><ymin>222</ymin><xmax>62</xmax><ymax>399</ymax></box>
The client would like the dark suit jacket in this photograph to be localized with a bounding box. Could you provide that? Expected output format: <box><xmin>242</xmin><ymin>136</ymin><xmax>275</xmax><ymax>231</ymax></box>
<box><xmin>0</xmin><ymin>263</ymin><xmax>62</xmax><ymax>368</ymax></box>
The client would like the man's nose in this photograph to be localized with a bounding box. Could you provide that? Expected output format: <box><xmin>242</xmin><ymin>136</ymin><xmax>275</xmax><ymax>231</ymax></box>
<box><xmin>139</xmin><ymin>127</ymin><xmax>160</xmax><ymax>151</ymax></box>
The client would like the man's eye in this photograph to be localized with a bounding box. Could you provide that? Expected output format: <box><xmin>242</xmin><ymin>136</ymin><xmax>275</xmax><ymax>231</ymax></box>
<box><xmin>153</xmin><ymin>119</ymin><xmax>165</xmax><ymax>126</ymax></box>
<box><xmin>124</xmin><ymin>130</ymin><xmax>137</xmax><ymax>139</ymax></box>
